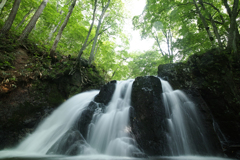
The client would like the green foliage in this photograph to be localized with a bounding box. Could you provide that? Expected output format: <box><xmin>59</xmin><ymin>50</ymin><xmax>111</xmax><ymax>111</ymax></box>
<box><xmin>128</xmin><ymin>50</ymin><xmax>169</xmax><ymax>78</ymax></box>
<box><xmin>132</xmin><ymin>0</ymin><xmax>237</xmax><ymax>62</ymax></box>
<box><xmin>0</xmin><ymin>52</ymin><xmax>15</xmax><ymax>70</ymax></box>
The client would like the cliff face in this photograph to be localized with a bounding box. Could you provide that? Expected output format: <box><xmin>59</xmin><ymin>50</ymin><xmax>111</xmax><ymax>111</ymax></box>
<box><xmin>158</xmin><ymin>49</ymin><xmax>240</xmax><ymax>158</ymax></box>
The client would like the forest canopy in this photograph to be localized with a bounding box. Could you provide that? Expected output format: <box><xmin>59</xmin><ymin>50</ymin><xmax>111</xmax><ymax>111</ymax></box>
<box><xmin>0</xmin><ymin>0</ymin><xmax>239</xmax><ymax>80</ymax></box>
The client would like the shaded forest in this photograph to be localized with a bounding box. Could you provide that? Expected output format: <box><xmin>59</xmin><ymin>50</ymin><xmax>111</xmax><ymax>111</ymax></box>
<box><xmin>0</xmin><ymin>0</ymin><xmax>239</xmax><ymax>80</ymax></box>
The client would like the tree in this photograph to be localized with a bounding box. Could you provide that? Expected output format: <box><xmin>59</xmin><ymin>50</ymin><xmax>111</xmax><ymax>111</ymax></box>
<box><xmin>128</xmin><ymin>50</ymin><xmax>168</xmax><ymax>78</ymax></box>
<box><xmin>198</xmin><ymin>0</ymin><xmax>223</xmax><ymax>50</ymax></box>
<box><xmin>0</xmin><ymin>0</ymin><xmax>21</xmax><ymax>35</ymax></box>
<box><xmin>0</xmin><ymin>0</ymin><xmax>7</xmax><ymax>14</ymax></box>
<box><xmin>133</xmin><ymin>0</ymin><xmax>239</xmax><ymax>61</ymax></box>
<box><xmin>18</xmin><ymin>0</ymin><xmax>49</xmax><ymax>41</ymax></box>
<box><xmin>223</xmin><ymin>0</ymin><xmax>240</xmax><ymax>54</ymax></box>
<box><xmin>193</xmin><ymin>0</ymin><xmax>214</xmax><ymax>45</ymax></box>
<box><xmin>76</xmin><ymin>0</ymin><xmax>98</xmax><ymax>63</ymax></box>
<box><xmin>88</xmin><ymin>0</ymin><xmax>110</xmax><ymax>65</ymax></box>
<box><xmin>50</xmin><ymin>0</ymin><xmax>77</xmax><ymax>59</ymax></box>
<box><xmin>15</xmin><ymin>8</ymin><xmax>35</xmax><ymax>30</ymax></box>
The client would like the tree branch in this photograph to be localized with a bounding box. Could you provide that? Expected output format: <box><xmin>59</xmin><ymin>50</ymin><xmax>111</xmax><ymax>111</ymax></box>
<box><xmin>206</xmin><ymin>18</ymin><xmax>223</xmax><ymax>25</ymax></box>
<box><xmin>222</xmin><ymin>0</ymin><xmax>232</xmax><ymax>17</ymax></box>
<box><xmin>203</xmin><ymin>2</ymin><xmax>225</xmax><ymax>23</ymax></box>
<box><xmin>86</xmin><ymin>25</ymin><xmax>111</xmax><ymax>47</ymax></box>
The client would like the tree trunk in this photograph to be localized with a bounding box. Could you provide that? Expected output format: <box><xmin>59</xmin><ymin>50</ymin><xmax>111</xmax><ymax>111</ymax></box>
<box><xmin>90</xmin><ymin>40</ymin><xmax>99</xmax><ymax>64</ymax></box>
<box><xmin>77</xmin><ymin>0</ymin><xmax>98</xmax><ymax>62</ymax></box>
<box><xmin>50</xmin><ymin>0</ymin><xmax>76</xmax><ymax>59</ymax></box>
<box><xmin>15</xmin><ymin>8</ymin><xmax>34</xmax><ymax>30</ymax></box>
<box><xmin>47</xmin><ymin>10</ymin><xmax>63</xmax><ymax>42</ymax></box>
<box><xmin>152</xmin><ymin>31</ymin><xmax>165</xmax><ymax>56</ymax></box>
<box><xmin>199</xmin><ymin>0</ymin><xmax>223</xmax><ymax>50</ymax></box>
<box><xmin>193</xmin><ymin>0</ymin><xmax>214</xmax><ymax>46</ymax></box>
<box><xmin>223</xmin><ymin>0</ymin><xmax>239</xmax><ymax>54</ymax></box>
<box><xmin>0</xmin><ymin>0</ymin><xmax>7</xmax><ymax>13</ymax></box>
<box><xmin>0</xmin><ymin>0</ymin><xmax>21</xmax><ymax>35</ymax></box>
<box><xmin>88</xmin><ymin>0</ymin><xmax>110</xmax><ymax>65</ymax></box>
<box><xmin>18</xmin><ymin>0</ymin><xmax>48</xmax><ymax>41</ymax></box>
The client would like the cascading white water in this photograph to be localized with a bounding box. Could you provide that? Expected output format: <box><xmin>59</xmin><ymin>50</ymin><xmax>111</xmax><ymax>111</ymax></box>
<box><xmin>160</xmin><ymin>78</ymin><xmax>210</xmax><ymax>155</ymax></box>
<box><xmin>87</xmin><ymin>79</ymin><xmax>140</xmax><ymax>156</ymax></box>
<box><xmin>0</xmin><ymin>80</ymin><xmax>140</xmax><ymax>158</ymax></box>
<box><xmin>15</xmin><ymin>90</ymin><xmax>99</xmax><ymax>154</ymax></box>
<box><xmin>0</xmin><ymin>78</ymin><xmax>232</xmax><ymax>159</ymax></box>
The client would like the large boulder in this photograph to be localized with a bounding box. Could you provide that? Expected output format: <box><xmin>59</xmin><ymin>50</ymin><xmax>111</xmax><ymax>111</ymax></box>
<box><xmin>94</xmin><ymin>80</ymin><xmax>116</xmax><ymax>105</ymax></box>
<box><xmin>130</xmin><ymin>76</ymin><xmax>167</xmax><ymax>155</ymax></box>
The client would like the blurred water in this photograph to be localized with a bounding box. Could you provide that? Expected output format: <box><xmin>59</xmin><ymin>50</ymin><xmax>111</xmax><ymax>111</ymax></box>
<box><xmin>160</xmin><ymin>79</ymin><xmax>211</xmax><ymax>155</ymax></box>
<box><xmin>0</xmin><ymin>154</ymin><xmax>235</xmax><ymax>160</ymax></box>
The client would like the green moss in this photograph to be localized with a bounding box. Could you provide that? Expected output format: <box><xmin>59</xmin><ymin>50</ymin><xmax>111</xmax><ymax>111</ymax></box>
<box><xmin>68</xmin><ymin>85</ymin><xmax>82</xmax><ymax>98</ymax></box>
<box><xmin>47</xmin><ymin>84</ymin><xmax>65</xmax><ymax>106</ymax></box>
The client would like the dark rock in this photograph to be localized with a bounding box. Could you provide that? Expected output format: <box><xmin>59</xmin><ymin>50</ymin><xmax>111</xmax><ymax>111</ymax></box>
<box><xmin>94</xmin><ymin>80</ymin><xmax>116</xmax><ymax>105</ymax></box>
<box><xmin>130</xmin><ymin>76</ymin><xmax>167</xmax><ymax>155</ymax></box>
<box><xmin>77</xmin><ymin>101</ymin><xmax>98</xmax><ymax>139</ymax></box>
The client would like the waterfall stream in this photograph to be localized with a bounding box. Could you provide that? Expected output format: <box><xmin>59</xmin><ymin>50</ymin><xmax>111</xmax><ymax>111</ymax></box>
<box><xmin>160</xmin><ymin>79</ymin><xmax>210</xmax><ymax>155</ymax></box>
<box><xmin>0</xmin><ymin>78</ymin><xmax>231</xmax><ymax>159</ymax></box>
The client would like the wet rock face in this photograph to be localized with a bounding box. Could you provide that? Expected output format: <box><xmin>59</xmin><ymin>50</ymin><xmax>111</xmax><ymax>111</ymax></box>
<box><xmin>77</xmin><ymin>101</ymin><xmax>98</xmax><ymax>139</ymax></box>
<box><xmin>130</xmin><ymin>76</ymin><xmax>167</xmax><ymax>155</ymax></box>
<box><xmin>94</xmin><ymin>80</ymin><xmax>116</xmax><ymax>105</ymax></box>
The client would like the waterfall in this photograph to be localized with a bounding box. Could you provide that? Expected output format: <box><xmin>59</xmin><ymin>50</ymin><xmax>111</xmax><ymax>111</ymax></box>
<box><xmin>87</xmin><ymin>79</ymin><xmax>140</xmax><ymax>156</ymax></box>
<box><xmin>15</xmin><ymin>90</ymin><xmax>99</xmax><ymax>154</ymax></box>
<box><xmin>0</xmin><ymin>78</ymin><xmax>229</xmax><ymax>159</ymax></box>
<box><xmin>160</xmin><ymin>78</ymin><xmax>210</xmax><ymax>155</ymax></box>
<box><xmin>0</xmin><ymin>80</ymin><xmax>141</xmax><ymax>158</ymax></box>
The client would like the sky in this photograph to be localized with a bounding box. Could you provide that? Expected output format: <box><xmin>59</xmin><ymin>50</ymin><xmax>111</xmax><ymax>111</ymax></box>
<box><xmin>123</xmin><ymin>0</ymin><xmax>155</xmax><ymax>52</ymax></box>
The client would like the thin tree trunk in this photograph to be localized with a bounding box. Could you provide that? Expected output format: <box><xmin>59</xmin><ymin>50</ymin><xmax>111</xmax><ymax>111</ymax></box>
<box><xmin>47</xmin><ymin>10</ymin><xmax>63</xmax><ymax>42</ymax></box>
<box><xmin>193</xmin><ymin>0</ymin><xmax>214</xmax><ymax>46</ymax></box>
<box><xmin>50</xmin><ymin>0</ymin><xmax>76</xmax><ymax>58</ymax></box>
<box><xmin>0</xmin><ymin>0</ymin><xmax>21</xmax><ymax>35</ymax></box>
<box><xmin>47</xmin><ymin>0</ymin><xmax>69</xmax><ymax>43</ymax></box>
<box><xmin>199</xmin><ymin>0</ymin><xmax>223</xmax><ymax>50</ymax></box>
<box><xmin>163</xmin><ymin>30</ymin><xmax>171</xmax><ymax>57</ymax></box>
<box><xmin>86</xmin><ymin>25</ymin><xmax>111</xmax><ymax>47</ymax></box>
<box><xmin>77</xmin><ymin>0</ymin><xmax>98</xmax><ymax>62</ymax></box>
<box><xmin>91</xmin><ymin>40</ymin><xmax>99</xmax><ymax>64</ymax></box>
<box><xmin>88</xmin><ymin>0</ymin><xmax>110</xmax><ymax>65</ymax></box>
<box><xmin>153</xmin><ymin>31</ymin><xmax>165</xmax><ymax>56</ymax></box>
<box><xmin>15</xmin><ymin>8</ymin><xmax>34</xmax><ymax>30</ymax></box>
<box><xmin>0</xmin><ymin>0</ymin><xmax>7</xmax><ymax>13</ymax></box>
<box><xmin>170</xmin><ymin>29</ymin><xmax>173</xmax><ymax>56</ymax></box>
<box><xmin>18</xmin><ymin>0</ymin><xmax>48</xmax><ymax>41</ymax></box>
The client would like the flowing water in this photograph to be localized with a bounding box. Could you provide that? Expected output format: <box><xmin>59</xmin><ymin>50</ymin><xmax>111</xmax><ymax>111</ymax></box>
<box><xmin>0</xmin><ymin>79</ymin><xmax>235</xmax><ymax>160</ymax></box>
<box><xmin>160</xmin><ymin>79</ymin><xmax>210</xmax><ymax>155</ymax></box>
